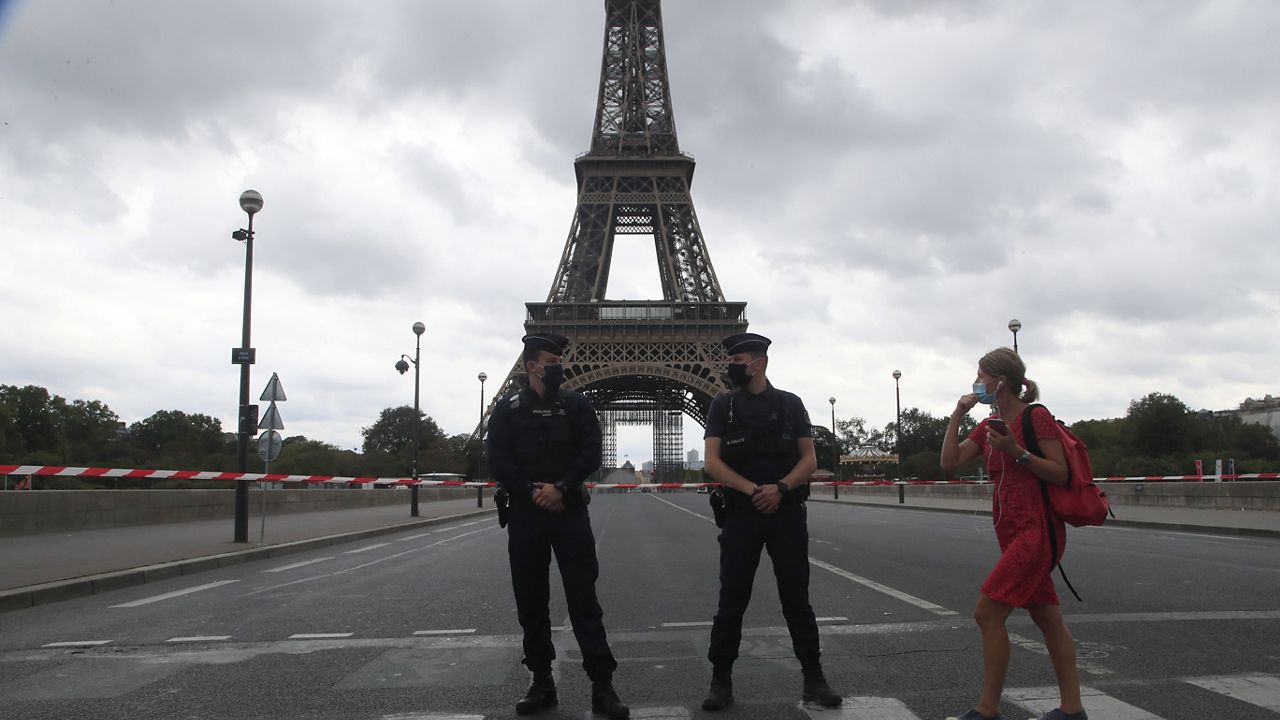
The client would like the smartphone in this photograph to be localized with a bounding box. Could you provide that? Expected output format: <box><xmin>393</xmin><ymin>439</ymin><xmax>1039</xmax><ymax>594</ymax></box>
<box><xmin>988</xmin><ymin>418</ymin><xmax>1008</xmax><ymax>434</ymax></box>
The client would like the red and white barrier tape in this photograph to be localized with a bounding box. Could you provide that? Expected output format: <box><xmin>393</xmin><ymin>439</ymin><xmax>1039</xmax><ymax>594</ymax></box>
<box><xmin>2</xmin><ymin>464</ymin><xmax>1277</xmax><ymax>487</ymax></box>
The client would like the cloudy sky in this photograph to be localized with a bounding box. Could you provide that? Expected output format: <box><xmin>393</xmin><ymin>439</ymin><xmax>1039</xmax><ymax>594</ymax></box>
<box><xmin>2</xmin><ymin>0</ymin><xmax>1277</xmax><ymax>468</ymax></box>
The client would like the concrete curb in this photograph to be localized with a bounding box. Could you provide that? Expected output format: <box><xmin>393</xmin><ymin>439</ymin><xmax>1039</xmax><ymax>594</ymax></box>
<box><xmin>0</xmin><ymin>507</ymin><xmax>497</xmax><ymax>614</ymax></box>
<box><xmin>810</xmin><ymin>499</ymin><xmax>1280</xmax><ymax>540</ymax></box>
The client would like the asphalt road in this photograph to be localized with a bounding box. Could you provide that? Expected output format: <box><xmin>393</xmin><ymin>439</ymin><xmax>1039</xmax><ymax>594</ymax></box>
<box><xmin>1</xmin><ymin>493</ymin><xmax>1277</xmax><ymax>719</ymax></box>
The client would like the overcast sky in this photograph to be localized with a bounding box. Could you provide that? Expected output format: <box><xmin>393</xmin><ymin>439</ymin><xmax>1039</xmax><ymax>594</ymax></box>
<box><xmin>2</xmin><ymin>0</ymin><xmax>1277</xmax><ymax>468</ymax></box>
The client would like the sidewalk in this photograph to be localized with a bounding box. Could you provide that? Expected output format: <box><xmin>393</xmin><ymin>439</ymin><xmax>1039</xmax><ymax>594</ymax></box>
<box><xmin>812</xmin><ymin>493</ymin><xmax>1280</xmax><ymax>536</ymax></box>
<box><xmin>0</xmin><ymin>499</ymin><xmax>496</xmax><ymax>612</ymax></box>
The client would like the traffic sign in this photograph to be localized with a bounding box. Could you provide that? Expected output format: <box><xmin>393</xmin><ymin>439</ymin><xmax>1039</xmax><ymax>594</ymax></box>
<box><xmin>260</xmin><ymin>373</ymin><xmax>287</xmax><ymax>402</ymax></box>
<box><xmin>257</xmin><ymin>430</ymin><xmax>283</xmax><ymax>462</ymax></box>
<box><xmin>258</xmin><ymin>402</ymin><xmax>285</xmax><ymax>431</ymax></box>
<box><xmin>231</xmin><ymin>348</ymin><xmax>256</xmax><ymax>365</ymax></box>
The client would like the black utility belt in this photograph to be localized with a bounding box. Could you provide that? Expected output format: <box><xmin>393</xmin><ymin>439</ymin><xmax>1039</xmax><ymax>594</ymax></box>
<box><xmin>723</xmin><ymin>484</ymin><xmax>808</xmax><ymax>509</ymax></box>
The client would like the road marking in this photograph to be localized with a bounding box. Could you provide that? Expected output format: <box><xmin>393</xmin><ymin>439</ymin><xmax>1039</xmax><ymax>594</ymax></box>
<box><xmin>816</xmin><ymin>616</ymin><xmax>848</xmax><ymax>622</ymax></box>
<box><xmin>1008</xmin><ymin>632</ymin><xmax>1113</xmax><ymax>676</ymax></box>
<box><xmin>42</xmin><ymin>640</ymin><xmax>111</xmax><ymax>648</ymax></box>
<box><xmin>661</xmin><ymin>621</ymin><xmax>713</xmax><ymax>628</ymax></box>
<box><xmin>647</xmin><ymin>493</ymin><xmax>715</xmax><ymax>523</ymax></box>
<box><xmin>378</xmin><ymin>707</ymin><xmax>483</xmax><ymax>712</ymax></box>
<box><xmin>167</xmin><ymin>636</ymin><xmax>232</xmax><ymax>643</ymax></box>
<box><xmin>618</xmin><ymin>708</ymin><xmax>689</xmax><ymax>719</ymax></box>
<box><xmin>289</xmin><ymin>633</ymin><xmax>353</xmax><ymax>639</ymax></box>
<box><xmin>110</xmin><ymin>580</ymin><xmax>239</xmax><ymax>608</ymax></box>
<box><xmin>808</xmin><ymin>558</ymin><xmax>958</xmax><ymax>617</ymax></box>
<box><xmin>335</xmin><ymin>528</ymin><xmax>492</xmax><ymax>575</ymax></box>
<box><xmin>1185</xmin><ymin>673</ymin><xmax>1280</xmax><ymax>711</ymax></box>
<box><xmin>413</xmin><ymin>629</ymin><xmax>477</xmax><ymax>636</ymax></box>
<box><xmin>344</xmin><ymin>543</ymin><xmax>390</xmax><ymax>554</ymax></box>
<box><xmin>262</xmin><ymin>557</ymin><xmax>333</xmax><ymax>573</ymax></box>
<box><xmin>1006</xmin><ymin>685</ymin><xmax>1164</xmax><ymax>719</ymax></box>
<box><xmin>800</xmin><ymin>696</ymin><xmax>921</xmax><ymax>718</ymax></box>
<box><xmin>380</xmin><ymin>714</ymin><xmax>484</xmax><ymax>720</ymax></box>
<box><xmin>398</xmin><ymin>533</ymin><xmax>432</xmax><ymax>541</ymax></box>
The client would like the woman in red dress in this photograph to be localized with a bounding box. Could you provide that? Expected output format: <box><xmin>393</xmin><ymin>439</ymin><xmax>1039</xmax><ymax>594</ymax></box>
<box><xmin>940</xmin><ymin>347</ymin><xmax>1087</xmax><ymax>720</ymax></box>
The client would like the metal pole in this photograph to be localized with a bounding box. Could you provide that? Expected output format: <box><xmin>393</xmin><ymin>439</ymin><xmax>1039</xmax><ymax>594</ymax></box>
<box><xmin>234</xmin><ymin>211</ymin><xmax>254</xmax><ymax>543</ymax></box>
<box><xmin>828</xmin><ymin>397</ymin><xmax>838</xmax><ymax>499</ymax></box>
<box><xmin>894</xmin><ymin>370</ymin><xmax>903</xmax><ymax>504</ymax></box>
<box><xmin>410</xmin><ymin>331</ymin><xmax>421</xmax><ymax>518</ymax></box>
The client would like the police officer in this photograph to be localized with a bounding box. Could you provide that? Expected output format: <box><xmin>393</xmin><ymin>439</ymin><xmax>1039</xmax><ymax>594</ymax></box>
<box><xmin>486</xmin><ymin>333</ymin><xmax>629</xmax><ymax>720</ymax></box>
<box><xmin>700</xmin><ymin>333</ymin><xmax>843</xmax><ymax>710</ymax></box>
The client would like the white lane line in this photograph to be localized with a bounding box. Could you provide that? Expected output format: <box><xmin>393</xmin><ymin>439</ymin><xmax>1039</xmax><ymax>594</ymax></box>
<box><xmin>110</xmin><ymin>580</ymin><xmax>240</xmax><ymax>608</ymax></box>
<box><xmin>413</xmin><ymin>629</ymin><xmax>477</xmax><ymax>636</ymax></box>
<box><xmin>647</xmin><ymin>493</ymin><xmax>714</xmax><ymax>523</ymax></box>
<box><xmin>167</xmin><ymin>635</ymin><xmax>232</xmax><ymax>643</ymax></box>
<box><xmin>398</xmin><ymin>533</ymin><xmax>432</xmax><ymax>541</ymax></box>
<box><xmin>816</xmin><ymin>616</ymin><xmax>848</xmax><ymax>622</ymax></box>
<box><xmin>800</xmin><ymin>696</ymin><xmax>922</xmax><ymax>718</ymax></box>
<box><xmin>1006</xmin><ymin>685</ymin><xmax>1164</xmax><ymax>719</ymax></box>
<box><xmin>43</xmin><ymin>640</ymin><xmax>111</xmax><ymax>648</ymax></box>
<box><xmin>289</xmin><ymin>633</ymin><xmax>353</xmax><ymax>639</ymax></box>
<box><xmin>262</xmin><ymin>557</ymin><xmax>333</xmax><ymax>573</ymax></box>
<box><xmin>809</xmin><ymin>558</ymin><xmax>958</xmax><ymax>617</ymax></box>
<box><xmin>551</xmin><ymin>625</ymin><xmax>568</xmax><ymax>631</ymax></box>
<box><xmin>344</xmin><ymin>543</ymin><xmax>391</xmax><ymax>554</ymax></box>
<box><xmin>1008</xmin><ymin>632</ymin><xmax>1113</xmax><ymax>677</ymax></box>
<box><xmin>378</xmin><ymin>707</ymin><xmax>483</xmax><ymax>712</ymax></box>
<box><xmin>661</xmin><ymin>621</ymin><xmax>714</xmax><ymax>628</ymax></box>
<box><xmin>1185</xmin><ymin>673</ymin><xmax>1280</xmax><ymax>711</ymax></box>
<box><xmin>334</xmin><ymin>527</ymin><xmax>491</xmax><ymax>575</ymax></box>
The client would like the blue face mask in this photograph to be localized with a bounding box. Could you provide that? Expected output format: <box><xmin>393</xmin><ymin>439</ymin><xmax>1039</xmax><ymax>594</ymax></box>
<box><xmin>973</xmin><ymin>381</ymin><xmax>999</xmax><ymax>405</ymax></box>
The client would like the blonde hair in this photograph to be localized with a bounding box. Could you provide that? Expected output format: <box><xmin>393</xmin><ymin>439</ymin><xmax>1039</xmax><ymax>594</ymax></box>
<box><xmin>979</xmin><ymin>347</ymin><xmax>1040</xmax><ymax>403</ymax></box>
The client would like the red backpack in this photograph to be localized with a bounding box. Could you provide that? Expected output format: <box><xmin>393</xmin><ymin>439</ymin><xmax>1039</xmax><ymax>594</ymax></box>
<box><xmin>1021</xmin><ymin>404</ymin><xmax>1111</xmax><ymax>526</ymax></box>
<box><xmin>1021</xmin><ymin>404</ymin><xmax>1114</xmax><ymax>601</ymax></box>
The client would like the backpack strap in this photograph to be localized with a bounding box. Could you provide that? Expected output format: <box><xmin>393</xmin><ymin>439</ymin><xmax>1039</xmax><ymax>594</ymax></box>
<box><xmin>1023</xmin><ymin>403</ymin><xmax>1084</xmax><ymax>602</ymax></box>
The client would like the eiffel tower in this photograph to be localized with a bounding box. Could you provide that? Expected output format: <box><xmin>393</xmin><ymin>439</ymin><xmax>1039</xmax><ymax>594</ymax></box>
<box><xmin>490</xmin><ymin>0</ymin><xmax>747</xmax><ymax>482</ymax></box>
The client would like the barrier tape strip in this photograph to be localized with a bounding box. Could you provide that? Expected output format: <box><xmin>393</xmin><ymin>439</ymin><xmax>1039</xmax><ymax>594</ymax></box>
<box><xmin>1</xmin><ymin>464</ymin><xmax>1276</xmax><ymax>487</ymax></box>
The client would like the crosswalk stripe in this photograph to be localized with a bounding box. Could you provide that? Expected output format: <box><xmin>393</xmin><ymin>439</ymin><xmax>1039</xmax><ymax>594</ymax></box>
<box><xmin>1185</xmin><ymin>673</ymin><xmax>1280</xmax><ymax>712</ymax></box>
<box><xmin>289</xmin><ymin>633</ymin><xmax>353</xmax><ymax>639</ymax></box>
<box><xmin>167</xmin><ymin>636</ymin><xmax>232</xmax><ymax>643</ymax></box>
<box><xmin>800</xmin><ymin>696</ymin><xmax>922</xmax><ymax>719</ymax></box>
<box><xmin>1005</xmin><ymin>685</ymin><xmax>1165</xmax><ymax>719</ymax></box>
<box><xmin>42</xmin><ymin>640</ymin><xmax>111</xmax><ymax>648</ymax></box>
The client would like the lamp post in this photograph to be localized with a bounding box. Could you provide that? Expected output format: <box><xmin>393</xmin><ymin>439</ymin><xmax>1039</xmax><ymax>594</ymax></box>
<box><xmin>395</xmin><ymin>321</ymin><xmax>426</xmax><ymax>517</ymax></box>
<box><xmin>232</xmin><ymin>189</ymin><xmax>263</xmax><ymax>543</ymax></box>
<box><xmin>477</xmin><ymin>371</ymin><xmax>488</xmax><ymax>506</ymax></box>
<box><xmin>1008</xmin><ymin>318</ymin><xmax>1021</xmax><ymax>354</ymax></box>
<box><xmin>828</xmin><ymin>396</ymin><xmax>838</xmax><ymax>499</ymax></box>
<box><xmin>893</xmin><ymin>370</ymin><xmax>903</xmax><ymax>502</ymax></box>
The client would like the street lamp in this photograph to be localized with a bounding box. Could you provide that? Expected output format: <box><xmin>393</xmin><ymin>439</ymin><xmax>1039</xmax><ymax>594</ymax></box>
<box><xmin>828</xmin><ymin>396</ymin><xmax>838</xmax><ymax>499</ymax></box>
<box><xmin>1008</xmin><ymin>318</ymin><xmax>1021</xmax><ymax>354</ymax></box>
<box><xmin>892</xmin><ymin>370</ymin><xmax>902</xmax><ymax>485</ymax></box>
<box><xmin>232</xmin><ymin>189</ymin><xmax>263</xmax><ymax>543</ymax></box>
<box><xmin>396</xmin><ymin>322</ymin><xmax>426</xmax><ymax>515</ymax></box>
<box><xmin>478</xmin><ymin>371</ymin><xmax>488</xmax><ymax>482</ymax></box>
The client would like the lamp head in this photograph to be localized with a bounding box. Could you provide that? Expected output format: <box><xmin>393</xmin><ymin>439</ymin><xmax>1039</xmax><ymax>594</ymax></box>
<box><xmin>893</xmin><ymin>369</ymin><xmax>902</xmax><ymax>380</ymax></box>
<box><xmin>412</xmin><ymin>321</ymin><xmax>426</xmax><ymax>336</ymax></box>
<box><xmin>828</xmin><ymin>396</ymin><xmax>835</xmax><ymax>406</ymax></box>
<box><xmin>395</xmin><ymin>359</ymin><xmax>410</xmax><ymax>375</ymax></box>
<box><xmin>1008</xmin><ymin>318</ymin><xmax>1022</xmax><ymax>333</ymax></box>
<box><xmin>478</xmin><ymin>372</ymin><xmax>488</xmax><ymax>382</ymax></box>
<box><xmin>239</xmin><ymin>189</ymin><xmax>264</xmax><ymax>216</ymax></box>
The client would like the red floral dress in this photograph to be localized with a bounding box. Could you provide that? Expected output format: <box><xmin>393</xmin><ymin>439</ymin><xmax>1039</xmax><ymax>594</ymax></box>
<box><xmin>967</xmin><ymin>407</ymin><xmax>1066</xmax><ymax>607</ymax></box>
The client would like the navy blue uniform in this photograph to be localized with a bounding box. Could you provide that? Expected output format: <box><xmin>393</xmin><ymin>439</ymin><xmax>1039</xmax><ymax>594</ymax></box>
<box><xmin>487</xmin><ymin>387</ymin><xmax>618</xmax><ymax>682</ymax></box>
<box><xmin>704</xmin><ymin>384</ymin><xmax>822</xmax><ymax>673</ymax></box>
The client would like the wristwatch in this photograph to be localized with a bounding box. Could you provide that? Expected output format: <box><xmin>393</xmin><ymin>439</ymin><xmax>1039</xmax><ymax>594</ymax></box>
<box><xmin>774</xmin><ymin>480</ymin><xmax>789</xmax><ymax>494</ymax></box>
<box><xmin>553</xmin><ymin>480</ymin><xmax>570</xmax><ymax>494</ymax></box>
<box><xmin>1014</xmin><ymin>449</ymin><xmax>1032</xmax><ymax>465</ymax></box>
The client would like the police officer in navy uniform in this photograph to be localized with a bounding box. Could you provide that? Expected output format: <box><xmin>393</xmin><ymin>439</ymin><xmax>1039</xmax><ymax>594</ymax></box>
<box><xmin>486</xmin><ymin>333</ymin><xmax>629</xmax><ymax>720</ymax></box>
<box><xmin>700</xmin><ymin>333</ymin><xmax>843</xmax><ymax>710</ymax></box>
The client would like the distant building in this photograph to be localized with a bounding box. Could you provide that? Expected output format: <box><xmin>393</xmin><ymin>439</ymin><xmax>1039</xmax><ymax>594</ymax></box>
<box><xmin>685</xmin><ymin>448</ymin><xmax>703</xmax><ymax>470</ymax></box>
<box><xmin>642</xmin><ymin>461</ymin><xmax>654</xmax><ymax>474</ymax></box>
<box><xmin>1217</xmin><ymin>395</ymin><xmax>1280</xmax><ymax>438</ymax></box>
<box><xmin>687</xmin><ymin>449</ymin><xmax>699</xmax><ymax>462</ymax></box>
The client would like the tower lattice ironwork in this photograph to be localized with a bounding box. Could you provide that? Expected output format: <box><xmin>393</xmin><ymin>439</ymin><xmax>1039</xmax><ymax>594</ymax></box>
<box><xmin>486</xmin><ymin>0</ymin><xmax>747</xmax><ymax>483</ymax></box>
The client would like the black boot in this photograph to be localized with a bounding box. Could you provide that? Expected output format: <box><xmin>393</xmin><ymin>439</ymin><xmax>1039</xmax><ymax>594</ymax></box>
<box><xmin>515</xmin><ymin>671</ymin><xmax>557</xmax><ymax>715</ymax></box>
<box><xmin>591</xmin><ymin>681</ymin><xmax>630</xmax><ymax>720</ymax></box>
<box><xmin>701</xmin><ymin>671</ymin><xmax>734</xmax><ymax>711</ymax></box>
<box><xmin>802</xmin><ymin>670</ymin><xmax>842</xmax><ymax>707</ymax></box>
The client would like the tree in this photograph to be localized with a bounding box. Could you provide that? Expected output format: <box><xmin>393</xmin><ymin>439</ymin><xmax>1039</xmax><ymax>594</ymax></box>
<box><xmin>128</xmin><ymin>410</ymin><xmax>227</xmax><ymax>468</ymax></box>
<box><xmin>1127</xmin><ymin>392</ymin><xmax>1192</xmax><ymax>456</ymax></box>
<box><xmin>63</xmin><ymin>399</ymin><xmax>124</xmax><ymax>464</ymax></box>
<box><xmin>361</xmin><ymin>406</ymin><xmax>446</xmax><ymax>475</ymax></box>
<box><xmin>0</xmin><ymin>384</ymin><xmax>66</xmax><ymax>460</ymax></box>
